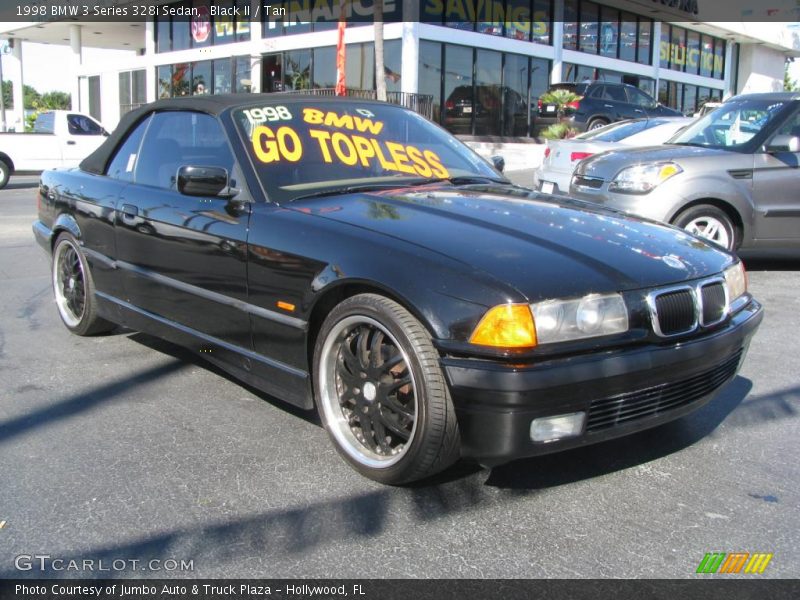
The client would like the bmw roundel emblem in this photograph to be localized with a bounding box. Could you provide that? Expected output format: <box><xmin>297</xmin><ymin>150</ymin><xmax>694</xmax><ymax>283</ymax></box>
<box><xmin>662</xmin><ymin>255</ymin><xmax>686</xmax><ymax>270</ymax></box>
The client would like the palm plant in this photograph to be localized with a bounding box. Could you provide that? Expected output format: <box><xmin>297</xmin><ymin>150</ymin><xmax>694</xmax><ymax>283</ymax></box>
<box><xmin>538</xmin><ymin>88</ymin><xmax>583</xmax><ymax>139</ymax></box>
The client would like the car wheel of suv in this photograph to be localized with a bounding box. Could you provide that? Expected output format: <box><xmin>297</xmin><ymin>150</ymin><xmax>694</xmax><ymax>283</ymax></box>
<box><xmin>673</xmin><ymin>205</ymin><xmax>738</xmax><ymax>251</ymax></box>
<box><xmin>0</xmin><ymin>160</ymin><xmax>10</xmax><ymax>189</ymax></box>
<box><xmin>52</xmin><ymin>233</ymin><xmax>114</xmax><ymax>336</ymax></box>
<box><xmin>314</xmin><ymin>293</ymin><xmax>460</xmax><ymax>485</ymax></box>
<box><xmin>587</xmin><ymin>118</ymin><xmax>608</xmax><ymax>131</ymax></box>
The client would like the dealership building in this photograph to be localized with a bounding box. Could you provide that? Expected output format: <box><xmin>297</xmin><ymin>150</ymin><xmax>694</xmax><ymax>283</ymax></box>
<box><xmin>1</xmin><ymin>0</ymin><xmax>798</xmax><ymax>142</ymax></box>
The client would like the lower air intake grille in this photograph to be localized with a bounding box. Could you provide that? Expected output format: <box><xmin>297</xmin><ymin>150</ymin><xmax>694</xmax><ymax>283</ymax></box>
<box><xmin>586</xmin><ymin>348</ymin><xmax>743</xmax><ymax>433</ymax></box>
<box><xmin>653</xmin><ymin>289</ymin><xmax>696</xmax><ymax>335</ymax></box>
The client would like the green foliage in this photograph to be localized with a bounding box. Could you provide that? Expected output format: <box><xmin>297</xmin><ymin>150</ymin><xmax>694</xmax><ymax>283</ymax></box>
<box><xmin>784</xmin><ymin>63</ymin><xmax>799</xmax><ymax>92</ymax></box>
<box><xmin>540</xmin><ymin>122</ymin><xmax>579</xmax><ymax>140</ymax></box>
<box><xmin>1</xmin><ymin>80</ymin><xmax>11</xmax><ymax>108</ymax></box>
<box><xmin>539</xmin><ymin>89</ymin><xmax>583</xmax><ymax>118</ymax></box>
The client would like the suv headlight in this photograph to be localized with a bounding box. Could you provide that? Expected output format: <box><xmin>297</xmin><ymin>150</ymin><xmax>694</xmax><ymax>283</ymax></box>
<box><xmin>531</xmin><ymin>293</ymin><xmax>628</xmax><ymax>344</ymax></box>
<box><xmin>609</xmin><ymin>162</ymin><xmax>682</xmax><ymax>194</ymax></box>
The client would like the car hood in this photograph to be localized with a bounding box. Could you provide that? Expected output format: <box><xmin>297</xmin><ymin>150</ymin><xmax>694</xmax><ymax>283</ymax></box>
<box><xmin>574</xmin><ymin>145</ymin><xmax>752</xmax><ymax>180</ymax></box>
<box><xmin>288</xmin><ymin>185</ymin><xmax>734</xmax><ymax>302</ymax></box>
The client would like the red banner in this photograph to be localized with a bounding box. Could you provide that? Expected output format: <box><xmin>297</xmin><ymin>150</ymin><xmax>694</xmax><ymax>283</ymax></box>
<box><xmin>335</xmin><ymin>15</ymin><xmax>346</xmax><ymax>96</ymax></box>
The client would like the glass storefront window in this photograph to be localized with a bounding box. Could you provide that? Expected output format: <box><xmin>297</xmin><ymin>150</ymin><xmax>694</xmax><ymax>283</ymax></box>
<box><xmin>683</xmin><ymin>85</ymin><xmax>697</xmax><ymax>115</ymax></box>
<box><xmin>532</xmin><ymin>0</ymin><xmax>551</xmax><ymax>45</ymax></box>
<box><xmin>443</xmin><ymin>45</ymin><xmax>473</xmax><ymax>135</ymax></box>
<box><xmin>505</xmin><ymin>0</ymin><xmax>531</xmax><ymax>41</ymax></box>
<box><xmin>234</xmin><ymin>56</ymin><xmax>252</xmax><ymax>93</ymax></box>
<box><xmin>284</xmin><ymin>50</ymin><xmax>311</xmax><ymax>91</ymax></box>
<box><xmin>503</xmin><ymin>53</ymin><xmax>530</xmax><ymax>136</ymax></box>
<box><xmin>669</xmin><ymin>26</ymin><xmax>685</xmax><ymax>72</ymax></box>
<box><xmin>563</xmin><ymin>0</ymin><xmax>578</xmax><ymax>51</ymax></box>
<box><xmin>660</xmin><ymin>25</ymin><xmax>671</xmax><ymax>69</ymax></box>
<box><xmin>191</xmin><ymin>60</ymin><xmax>211</xmax><ymax>95</ymax></box>
<box><xmin>713</xmin><ymin>40</ymin><xmax>725</xmax><ymax>80</ymax></box>
<box><xmin>346</xmin><ymin>43</ymin><xmax>375</xmax><ymax>91</ymax></box>
<box><xmin>637</xmin><ymin>18</ymin><xmax>651</xmax><ymax>65</ymax></box>
<box><xmin>384</xmin><ymin>40</ymin><xmax>402</xmax><ymax>93</ymax></box>
<box><xmin>419</xmin><ymin>40</ymin><xmax>442</xmax><ymax>123</ymax></box>
<box><xmin>313</xmin><ymin>47</ymin><xmax>337</xmax><ymax>89</ymax></box>
<box><xmin>172</xmin><ymin>63</ymin><xmax>191</xmax><ymax>96</ymax></box>
<box><xmin>213</xmin><ymin>58</ymin><xmax>232</xmax><ymax>94</ymax></box>
<box><xmin>474</xmin><ymin>49</ymin><xmax>502</xmax><ymax>135</ymax></box>
<box><xmin>599</xmin><ymin>5</ymin><xmax>619</xmax><ymax>58</ymax></box>
<box><xmin>686</xmin><ymin>30</ymin><xmax>700</xmax><ymax>75</ymax></box>
<box><xmin>157</xmin><ymin>65</ymin><xmax>172</xmax><ymax>98</ymax></box>
<box><xmin>262</xmin><ymin>54</ymin><xmax>283</xmax><ymax>93</ymax></box>
<box><xmin>619</xmin><ymin>13</ymin><xmax>636</xmax><ymax>63</ymax></box>
<box><xmin>579</xmin><ymin>2</ymin><xmax>599</xmax><ymax>55</ymax></box>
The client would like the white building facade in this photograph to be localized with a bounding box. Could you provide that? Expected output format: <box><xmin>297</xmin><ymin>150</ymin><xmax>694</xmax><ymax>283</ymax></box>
<box><xmin>1</xmin><ymin>0</ymin><xmax>798</xmax><ymax>138</ymax></box>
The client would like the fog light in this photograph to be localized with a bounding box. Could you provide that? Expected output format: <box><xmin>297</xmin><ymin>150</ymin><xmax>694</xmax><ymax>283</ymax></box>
<box><xmin>530</xmin><ymin>412</ymin><xmax>586</xmax><ymax>443</ymax></box>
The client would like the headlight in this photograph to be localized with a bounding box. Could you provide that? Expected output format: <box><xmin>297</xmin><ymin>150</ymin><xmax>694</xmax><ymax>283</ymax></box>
<box><xmin>724</xmin><ymin>262</ymin><xmax>747</xmax><ymax>303</ymax></box>
<box><xmin>608</xmin><ymin>162</ymin><xmax>682</xmax><ymax>194</ymax></box>
<box><xmin>531</xmin><ymin>293</ymin><xmax>628</xmax><ymax>344</ymax></box>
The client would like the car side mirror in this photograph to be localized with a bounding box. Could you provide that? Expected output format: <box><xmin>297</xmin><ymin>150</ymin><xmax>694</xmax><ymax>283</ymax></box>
<box><xmin>766</xmin><ymin>134</ymin><xmax>800</xmax><ymax>153</ymax></box>
<box><xmin>177</xmin><ymin>165</ymin><xmax>230</xmax><ymax>197</ymax></box>
<box><xmin>490</xmin><ymin>155</ymin><xmax>505</xmax><ymax>173</ymax></box>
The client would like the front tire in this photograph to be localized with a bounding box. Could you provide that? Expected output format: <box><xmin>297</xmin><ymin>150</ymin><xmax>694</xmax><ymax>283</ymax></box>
<box><xmin>587</xmin><ymin>118</ymin><xmax>608</xmax><ymax>131</ymax></box>
<box><xmin>0</xmin><ymin>160</ymin><xmax>10</xmax><ymax>189</ymax></box>
<box><xmin>51</xmin><ymin>233</ymin><xmax>113</xmax><ymax>336</ymax></box>
<box><xmin>314</xmin><ymin>294</ymin><xmax>460</xmax><ymax>485</ymax></box>
<box><xmin>673</xmin><ymin>204</ymin><xmax>738</xmax><ymax>251</ymax></box>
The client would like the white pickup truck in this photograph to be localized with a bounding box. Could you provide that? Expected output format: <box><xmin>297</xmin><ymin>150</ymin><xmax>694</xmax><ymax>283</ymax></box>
<box><xmin>0</xmin><ymin>110</ymin><xmax>107</xmax><ymax>188</ymax></box>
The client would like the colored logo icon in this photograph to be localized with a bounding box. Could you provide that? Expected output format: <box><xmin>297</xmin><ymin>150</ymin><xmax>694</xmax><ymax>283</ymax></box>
<box><xmin>696</xmin><ymin>552</ymin><xmax>773</xmax><ymax>574</ymax></box>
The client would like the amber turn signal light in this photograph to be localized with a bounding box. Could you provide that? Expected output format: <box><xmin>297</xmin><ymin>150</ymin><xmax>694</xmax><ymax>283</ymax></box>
<box><xmin>469</xmin><ymin>304</ymin><xmax>538</xmax><ymax>349</ymax></box>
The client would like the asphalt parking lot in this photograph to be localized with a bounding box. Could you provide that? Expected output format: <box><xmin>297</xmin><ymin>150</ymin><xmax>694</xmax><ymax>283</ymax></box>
<box><xmin>1</xmin><ymin>173</ymin><xmax>798</xmax><ymax>579</ymax></box>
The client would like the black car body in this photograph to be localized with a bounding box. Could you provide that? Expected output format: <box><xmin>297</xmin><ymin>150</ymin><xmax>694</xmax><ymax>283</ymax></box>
<box><xmin>536</xmin><ymin>82</ymin><xmax>682</xmax><ymax>133</ymax></box>
<box><xmin>34</xmin><ymin>95</ymin><xmax>761</xmax><ymax>484</ymax></box>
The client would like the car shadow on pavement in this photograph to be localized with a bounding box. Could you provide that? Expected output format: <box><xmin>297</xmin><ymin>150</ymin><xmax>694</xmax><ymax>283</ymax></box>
<box><xmin>5</xmin><ymin>178</ymin><xmax>39</xmax><ymax>190</ymax></box>
<box><xmin>2</xmin><ymin>370</ymin><xmax>794</xmax><ymax>577</ymax></box>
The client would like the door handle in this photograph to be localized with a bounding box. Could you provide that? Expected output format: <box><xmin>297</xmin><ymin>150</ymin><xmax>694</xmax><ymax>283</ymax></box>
<box><xmin>66</xmin><ymin>140</ymin><xmax>76</xmax><ymax>145</ymax></box>
<box><xmin>604</xmin><ymin>104</ymin><xmax>614</xmax><ymax>108</ymax></box>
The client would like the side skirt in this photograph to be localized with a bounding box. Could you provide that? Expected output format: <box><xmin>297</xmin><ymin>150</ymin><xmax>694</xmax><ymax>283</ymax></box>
<box><xmin>95</xmin><ymin>292</ymin><xmax>314</xmax><ymax>409</ymax></box>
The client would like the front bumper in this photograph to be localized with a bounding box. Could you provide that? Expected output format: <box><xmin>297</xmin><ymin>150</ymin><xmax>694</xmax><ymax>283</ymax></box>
<box><xmin>442</xmin><ymin>298</ymin><xmax>762</xmax><ymax>464</ymax></box>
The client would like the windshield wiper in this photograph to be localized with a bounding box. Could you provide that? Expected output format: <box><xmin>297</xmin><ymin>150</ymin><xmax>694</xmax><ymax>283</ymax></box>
<box><xmin>290</xmin><ymin>183</ymin><xmax>406</xmax><ymax>201</ymax></box>
<box><xmin>672</xmin><ymin>141</ymin><xmax>709</xmax><ymax>148</ymax></box>
<box><xmin>408</xmin><ymin>175</ymin><xmax>511</xmax><ymax>186</ymax></box>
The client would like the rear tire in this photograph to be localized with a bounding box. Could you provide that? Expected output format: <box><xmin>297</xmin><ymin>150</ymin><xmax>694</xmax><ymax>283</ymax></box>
<box><xmin>587</xmin><ymin>118</ymin><xmax>608</xmax><ymax>131</ymax></box>
<box><xmin>0</xmin><ymin>160</ymin><xmax>10</xmax><ymax>189</ymax></box>
<box><xmin>314</xmin><ymin>294</ymin><xmax>460</xmax><ymax>485</ymax></box>
<box><xmin>51</xmin><ymin>233</ymin><xmax>114</xmax><ymax>336</ymax></box>
<box><xmin>672</xmin><ymin>204</ymin><xmax>739</xmax><ymax>251</ymax></box>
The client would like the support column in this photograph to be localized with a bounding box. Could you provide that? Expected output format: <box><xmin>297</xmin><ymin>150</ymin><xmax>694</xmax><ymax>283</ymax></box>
<box><xmin>69</xmin><ymin>24</ymin><xmax>82</xmax><ymax>111</ymax></box>
<box><xmin>550</xmin><ymin>2</ymin><xmax>564</xmax><ymax>84</ymax></box>
<box><xmin>400</xmin><ymin>21</ymin><xmax>419</xmax><ymax>94</ymax></box>
<box><xmin>8</xmin><ymin>39</ymin><xmax>24</xmax><ymax>131</ymax></box>
<box><xmin>249</xmin><ymin>7</ymin><xmax>262</xmax><ymax>93</ymax></box>
<box><xmin>145</xmin><ymin>19</ymin><xmax>157</xmax><ymax>102</ymax></box>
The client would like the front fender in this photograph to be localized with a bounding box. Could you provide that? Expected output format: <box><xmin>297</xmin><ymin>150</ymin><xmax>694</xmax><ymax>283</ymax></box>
<box><xmin>661</xmin><ymin>173</ymin><xmax>756</xmax><ymax>239</ymax></box>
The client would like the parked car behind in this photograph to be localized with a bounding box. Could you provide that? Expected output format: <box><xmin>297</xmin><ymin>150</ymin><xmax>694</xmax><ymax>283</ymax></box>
<box><xmin>569</xmin><ymin>92</ymin><xmax>800</xmax><ymax>251</ymax></box>
<box><xmin>534</xmin><ymin>116</ymin><xmax>692</xmax><ymax>195</ymax></box>
<box><xmin>535</xmin><ymin>82</ymin><xmax>681</xmax><ymax>133</ymax></box>
<box><xmin>0</xmin><ymin>110</ymin><xmax>107</xmax><ymax>188</ymax></box>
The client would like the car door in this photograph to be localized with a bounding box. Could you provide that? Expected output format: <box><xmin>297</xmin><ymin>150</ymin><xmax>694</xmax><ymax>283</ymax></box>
<box><xmin>61</xmin><ymin>113</ymin><xmax>107</xmax><ymax>165</ymax></box>
<box><xmin>752</xmin><ymin>108</ymin><xmax>800</xmax><ymax>242</ymax></box>
<box><xmin>624</xmin><ymin>86</ymin><xmax>658</xmax><ymax>118</ymax></box>
<box><xmin>114</xmin><ymin>110</ymin><xmax>253</xmax><ymax>352</ymax></box>
<box><xmin>601</xmin><ymin>85</ymin><xmax>642</xmax><ymax>121</ymax></box>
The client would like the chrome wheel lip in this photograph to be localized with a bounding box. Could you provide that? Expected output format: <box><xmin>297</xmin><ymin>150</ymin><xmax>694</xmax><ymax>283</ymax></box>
<box><xmin>318</xmin><ymin>315</ymin><xmax>419</xmax><ymax>470</ymax></box>
<box><xmin>684</xmin><ymin>216</ymin><xmax>731</xmax><ymax>249</ymax></box>
<box><xmin>53</xmin><ymin>240</ymin><xmax>86</xmax><ymax>328</ymax></box>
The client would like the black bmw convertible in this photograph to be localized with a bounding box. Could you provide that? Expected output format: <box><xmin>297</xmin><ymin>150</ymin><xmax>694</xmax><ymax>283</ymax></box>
<box><xmin>33</xmin><ymin>95</ymin><xmax>762</xmax><ymax>484</ymax></box>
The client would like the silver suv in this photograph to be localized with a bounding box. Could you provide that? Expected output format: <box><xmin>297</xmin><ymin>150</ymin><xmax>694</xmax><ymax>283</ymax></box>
<box><xmin>568</xmin><ymin>92</ymin><xmax>800</xmax><ymax>251</ymax></box>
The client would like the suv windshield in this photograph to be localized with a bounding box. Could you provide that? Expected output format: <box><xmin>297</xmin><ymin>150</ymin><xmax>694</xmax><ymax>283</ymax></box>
<box><xmin>233</xmin><ymin>101</ymin><xmax>501</xmax><ymax>202</ymax></box>
<box><xmin>670</xmin><ymin>97</ymin><xmax>789</xmax><ymax>150</ymax></box>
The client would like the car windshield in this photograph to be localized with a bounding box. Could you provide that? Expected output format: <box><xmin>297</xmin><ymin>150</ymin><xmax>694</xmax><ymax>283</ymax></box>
<box><xmin>670</xmin><ymin>98</ymin><xmax>789</xmax><ymax>150</ymax></box>
<box><xmin>233</xmin><ymin>101</ymin><xmax>501</xmax><ymax>202</ymax></box>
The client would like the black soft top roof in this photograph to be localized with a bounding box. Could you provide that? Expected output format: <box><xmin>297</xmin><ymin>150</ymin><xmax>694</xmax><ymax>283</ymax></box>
<box><xmin>79</xmin><ymin>93</ymin><xmax>388</xmax><ymax>175</ymax></box>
